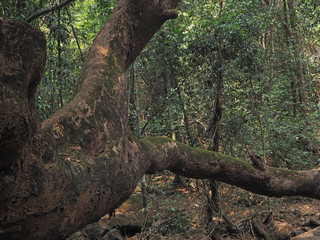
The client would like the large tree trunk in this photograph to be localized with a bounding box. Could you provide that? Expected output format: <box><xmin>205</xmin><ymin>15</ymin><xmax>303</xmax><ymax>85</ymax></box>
<box><xmin>0</xmin><ymin>1</ymin><xmax>320</xmax><ymax>239</ymax></box>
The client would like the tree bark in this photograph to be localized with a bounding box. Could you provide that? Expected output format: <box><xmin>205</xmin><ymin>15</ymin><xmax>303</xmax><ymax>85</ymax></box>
<box><xmin>0</xmin><ymin>1</ymin><xmax>179</xmax><ymax>238</ymax></box>
<box><xmin>26</xmin><ymin>0</ymin><xmax>76</xmax><ymax>23</ymax></box>
<box><xmin>0</xmin><ymin>1</ymin><xmax>320</xmax><ymax>240</ymax></box>
<box><xmin>207</xmin><ymin>0</ymin><xmax>224</xmax><ymax>225</ymax></box>
<box><xmin>285</xmin><ymin>0</ymin><xmax>307</xmax><ymax>114</ymax></box>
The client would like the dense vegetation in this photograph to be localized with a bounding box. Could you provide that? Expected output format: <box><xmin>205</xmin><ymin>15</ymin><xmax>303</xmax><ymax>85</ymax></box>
<box><xmin>129</xmin><ymin>0</ymin><xmax>320</xmax><ymax>169</ymax></box>
<box><xmin>1</xmin><ymin>0</ymin><xmax>319</xmax><ymax>239</ymax></box>
<box><xmin>2</xmin><ymin>0</ymin><xmax>317</xmax><ymax>168</ymax></box>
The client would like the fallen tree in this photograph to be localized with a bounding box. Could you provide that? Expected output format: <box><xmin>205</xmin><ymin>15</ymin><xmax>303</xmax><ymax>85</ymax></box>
<box><xmin>0</xmin><ymin>0</ymin><xmax>319</xmax><ymax>239</ymax></box>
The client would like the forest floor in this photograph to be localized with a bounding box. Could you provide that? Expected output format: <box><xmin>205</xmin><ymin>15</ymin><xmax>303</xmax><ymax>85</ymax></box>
<box><xmin>109</xmin><ymin>171</ymin><xmax>320</xmax><ymax>240</ymax></box>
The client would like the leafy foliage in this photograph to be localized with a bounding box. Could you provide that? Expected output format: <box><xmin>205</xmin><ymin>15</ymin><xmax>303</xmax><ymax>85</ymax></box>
<box><xmin>0</xmin><ymin>0</ymin><xmax>319</xmax><ymax>167</ymax></box>
<box><xmin>129</xmin><ymin>0</ymin><xmax>320</xmax><ymax>169</ymax></box>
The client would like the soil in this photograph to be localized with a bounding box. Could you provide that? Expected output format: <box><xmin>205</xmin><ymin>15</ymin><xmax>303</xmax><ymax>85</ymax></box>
<box><xmin>113</xmin><ymin>171</ymin><xmax>320</xmax><ymax>239</ymax></box>
<box><xmin>69</xmin><ymin>170</ymin><xmax>320</xmax><ymax>239</ymax></box>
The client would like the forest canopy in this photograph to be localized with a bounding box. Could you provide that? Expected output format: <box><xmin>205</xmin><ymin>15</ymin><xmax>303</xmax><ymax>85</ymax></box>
<box><xmin>1</xmin><ymin>0</ymin><xmax>319</xmax><ymax>169</ymax></box>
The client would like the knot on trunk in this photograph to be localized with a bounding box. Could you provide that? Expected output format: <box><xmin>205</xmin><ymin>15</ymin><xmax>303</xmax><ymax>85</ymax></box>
<box><xmin>246</xmin><ymin>145</ymin><xmax>266</xmax><ymax>171</ymax></box>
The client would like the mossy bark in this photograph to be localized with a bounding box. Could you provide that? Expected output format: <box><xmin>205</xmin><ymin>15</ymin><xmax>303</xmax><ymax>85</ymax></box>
<box><xmin>140</xmin><ymin>137</ymin><xmax>320</xmax><ymax>198</ymax></box>
<box><xmin>0</xmin><ymin>1</ymin><xmax>320</xmax><ymax>240</ymax></box>
<box><xmin>0</xmin><ymin>1</ymin><xmax>179</xmax><ymax>239</ymax></box>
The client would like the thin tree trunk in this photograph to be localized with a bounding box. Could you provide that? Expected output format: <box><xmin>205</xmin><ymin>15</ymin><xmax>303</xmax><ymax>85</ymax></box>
<box><xmin>283</xmin><ymin>0</ymin><xmax>298</xmax><ymax>115</ymax></box>
<box><xmin>66</xmin><ymin>8</ymin><xmax>84</xmax><ymax>61</ymax></box>
<box><xmin>57</xmin><ymin>5</ymin><xmax>64</xmax><ymax>108</ymax></box>
<box><xmin>133</xmin><ymin>67</ymin><xmax>141</xmax><ymax>138</ymax></box>
<box><xmin>174</xmin><ymin>77</ymin><xmax>193</xmax><ymax>146</ymax></box>
<box><xmin>207</xmin><ymin>0</ymin><xmax>223</xmax><ymax>232</ymax></box>
<box><xmin>287</xmin><ymin>0</ymin><xmax>307</xmax><ymax>114</ymax></box>
<box><xmin>132</xmin><ymin>66</ymin><xmax>148</xmax><ymax>208</ymax></box>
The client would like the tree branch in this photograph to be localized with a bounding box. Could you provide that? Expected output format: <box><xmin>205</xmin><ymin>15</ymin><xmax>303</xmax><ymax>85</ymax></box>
<box><xmin>141</xmin><ymin>137</ymin><xmax>320</xmax><ymax>199</ymax></box>
<box><xmin>1</xmin><ymin>0</ymin><xmax>320</xmax><ymax>239</ymax></box>
<box><xmin>26</xmin><ymin>0</ymin><xmax>76</xmax><ymax>23</ymax></box>
<box><xmin>1</xmin><ymin>1</ymin><xmax>181</xmax><ymax>239</ymax></box>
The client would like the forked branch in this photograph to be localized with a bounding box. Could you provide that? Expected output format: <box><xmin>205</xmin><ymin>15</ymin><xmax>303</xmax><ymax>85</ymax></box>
<box><xmin>26</xmin><ymin>0</ymin><xmax>75</xmax><ymax>23</ymax></box>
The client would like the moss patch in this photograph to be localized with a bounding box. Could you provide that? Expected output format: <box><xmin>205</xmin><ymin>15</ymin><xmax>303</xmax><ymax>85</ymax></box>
<box><xmin>271</xmin><ymin>167</ymin><xmax>300</xmax><ymax>177</ymax></box>
<box><xmin>146</xmin><ymin>136</ymin><xmax>172</xmax><ymax>145</ymax></box>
